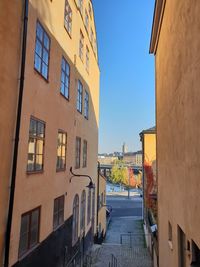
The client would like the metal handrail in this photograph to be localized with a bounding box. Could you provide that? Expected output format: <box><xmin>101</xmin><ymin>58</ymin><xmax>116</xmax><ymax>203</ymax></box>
<box><xmin>108</xmin><ymin>254</ymin><xmax>118</xmax><ymax>267</ymax></box>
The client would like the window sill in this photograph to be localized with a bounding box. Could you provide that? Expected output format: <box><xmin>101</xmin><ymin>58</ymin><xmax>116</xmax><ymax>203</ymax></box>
<box><xmin>168</xmin><ymin>240</ymin><xmax>173</xmax><ymax>251</ymax></box>
<box><xmin>27</xmin><ymin>170</ymin><xmax>44</xmax><ymax>175</ymax></box>
<box><xmin>53</xmin><ymin>222</ymin><xmax>65</xmax><ymax>232</ymax></box>
<box><xmin>60</xmin><ymin>92</ymin><xmax>70</xmax><ymax>101</ymax></box>
<box><xmin>77</xmin><ymin>109</ymin><xmax>83</xmax><ymax>115</ymax></box>
<box><xmin>75</xmin><ymin>165</ymin><xmax>80</xmax><ymax>170</ymax></box>
<box><xmin>18</xmin><ymin>243</ymin><xmax>40</xmax><ymax>261</ymax></box>
<box><xmin>64</xmin><ymin>25</ymin><xmax>72</xmax><ymax>39</ymax></box>
<box><xmin>34</xmin><ymin>68</ymin><xmax>49</xmax><ymax>83</ymax></box>
<box><xmin>79</xmin><ymin>55</ymin><xmax>84</xmax><ymax>63</ymax></box>
<box><xmin>84</xmin><ymin>116</ymin><xmax>89</xmax><ymax>120</ymax></box>
<box><xmin>56</xmin><ymin>168</ymin><xmax>66</xmax><ymax>173</ymax></box>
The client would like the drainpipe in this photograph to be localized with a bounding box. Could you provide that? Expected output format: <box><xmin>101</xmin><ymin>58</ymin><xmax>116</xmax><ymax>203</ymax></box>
<box><xmin>4</xmin><ymin>1</ymin><xmax>29</xmax><ymax>266</ymax></box>
<box><xmin>96</xmin><ymin>162</ymin><xmax>100</xmax><ymax>238</ymax></box>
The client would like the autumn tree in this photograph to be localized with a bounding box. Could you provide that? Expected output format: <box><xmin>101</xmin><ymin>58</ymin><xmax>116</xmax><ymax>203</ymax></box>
<box><xmin>110</xmin><ymin>160</ymin><xmax>128</xmax><ymax>185</ymax></box>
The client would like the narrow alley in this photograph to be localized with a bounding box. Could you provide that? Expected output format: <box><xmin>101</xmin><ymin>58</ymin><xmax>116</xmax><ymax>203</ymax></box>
<box><xmin>90</xmin><ymin>193</ymin><xmax>152</xmax><ymax>267</ymax></box>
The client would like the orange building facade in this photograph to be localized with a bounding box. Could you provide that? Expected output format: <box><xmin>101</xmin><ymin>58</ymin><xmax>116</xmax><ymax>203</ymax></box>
<box><xmin>0</xmin><ymin>0</ymin><xmax>101</xmax><ymax>266</ymax></box>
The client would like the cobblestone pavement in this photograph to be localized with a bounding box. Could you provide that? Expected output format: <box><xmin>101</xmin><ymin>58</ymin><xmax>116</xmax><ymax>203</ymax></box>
<box><xmin>92</xmin><ymin>217</ymin><xmax>152</xmax><ymax>267</ymax></box>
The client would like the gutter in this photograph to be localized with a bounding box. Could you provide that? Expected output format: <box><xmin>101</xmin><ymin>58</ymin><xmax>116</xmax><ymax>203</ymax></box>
<box><xmin>96</xmin><ymin>162</ymin><xmax>100</xmax><ymax>235</ymax></box>
<box><xmin>4</xmin><ymin>1</ymin><xmax>29</xmax><ymax>266</ymax></box>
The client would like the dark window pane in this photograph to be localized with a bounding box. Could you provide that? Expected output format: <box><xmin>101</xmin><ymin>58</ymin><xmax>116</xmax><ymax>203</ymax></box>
<box><xmin>36</xmin><ymin>23</ymin><xmax>43</xmax><ymax>41</ymax></box>
<box><xmin>43</xmin><ymin>49</ymin><xmax>49</xmax><ymax>65</ymax></box>
<box><xmin>36</xmin><ymin>155</ymin><xmax>43</xmax><ymax>171</ymax></box>
<box><xmin>42</xmin><ymin>63</ymin><xmax>48</xmax><ymax>79</ymax></box>
<box><xmin>44</xmin><ymin>33</ymin><xmax>50</xmax><ymax>49</ymax></box>
<box><xmin>61</xmin><ymin>82</ymin><xmax>65</xmax><ymax>95</ymax></box>
<box><xmin>30</xmin><ymin>209</ymin><xmax>39</xmax><ymax>247</ymax></box>
<box><xmin>61</xmin><ymin>71</ymin><xmax>65</xmax><ymax>83</ymax></box>
<box><xmin>62</xmin><ymin>58</ymin><xmax>65</xmax><ymax>71</ymax></box>
<box><xmin>35</xmin><ymin>40</ymin><xmax>42</xmax><ymax>57</ymax></box>
<box><xmin>37</xmin><ymin>121</ymin><xmax>45</xmax><ymax>137</ymax></box>
<box><xmin>34</xmin><ymin>54</ymin><xmax>41</xmax><ymax>72</ymax></box>
<box><xmin>27</xmin><ymin>154</ymin><xmax>35</xmax><ymax>172</ymax></box>
<box><xmin>30</xmin><ymin>119</ymin><xmax>37</xmax><ymax>136</ymax></box>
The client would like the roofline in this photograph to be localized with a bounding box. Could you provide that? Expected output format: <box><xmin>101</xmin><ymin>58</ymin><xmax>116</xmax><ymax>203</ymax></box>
<box><xmin>139</xmin><ymin>127</ymin><xmax>156</xmax><ymax>137</ymax></box>
<box><xmin>149</xmin><ymin>0</ymin><xmax>166</xmax><ymax>54</ymax></box>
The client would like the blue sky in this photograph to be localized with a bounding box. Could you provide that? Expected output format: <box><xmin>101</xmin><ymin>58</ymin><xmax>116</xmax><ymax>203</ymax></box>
<box><xmin>93</xmin><ymin>0</ymin><xmax>155</xmax><ymax>154</ymax></box>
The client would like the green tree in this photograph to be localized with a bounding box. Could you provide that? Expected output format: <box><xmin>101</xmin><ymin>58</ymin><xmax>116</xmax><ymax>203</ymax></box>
<box><xmin>110</xmin><ymin>160</ymin><xmax>129</xmax><ymax>185</ymax></box>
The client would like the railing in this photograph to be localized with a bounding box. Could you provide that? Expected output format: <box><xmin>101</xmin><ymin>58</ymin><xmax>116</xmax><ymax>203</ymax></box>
<box><xmin>108</xmin><ymin>254</ymin><xmax>118</xmax><ymax>267</ymax></box>
<box><xmin>120</xmin><ymin>232</ymin><xmax>147</xmax><ymax>248</ymax></box>
<box><xmin>84</xmin><ymin>255</ymin><xmax>92</xmax><ymax>267</ymax></box>
<box><xmin>65</xmin><ymin>249</ymin><xmax>82</xmax><ymax>267</ymax></box>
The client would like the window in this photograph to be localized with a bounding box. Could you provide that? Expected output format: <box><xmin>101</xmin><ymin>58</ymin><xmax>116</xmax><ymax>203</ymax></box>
<box><xmin>86</xmin><ymin>46</ymin><xmax>89</xmax><ymax>73</ymax></box>
<box><xmin>101</xmin><ymin>193</ymin><xmax>103</xmax><ymax>207</ymax></box>
<box><xmin>191</xmin><ymin>240</ymin><xmax>200</xmax><ymax>265</ymax></box>
<box><xmin>72</xmin><ymin>194</ymin><xmax>79</xmax><ymax>244</ymax></box>
<box><xmin>18</xmin><ymin>207</ymin><xmax>40</xmax><ymax>257</ymax></box>
<box><xmin>90</xmin><ymin>28</ymin><xmax>93</xmax><ymax>46</ymax></box>
<box><xmin>77</xmin><ymin>80</ymin><xmax>83</xmax><ymax>113</ymax></box>
<box><xmin>178</xmin><ymin>226</ymin><xmax>186</xmax><ymax>267</ymax></box>
<box><xmin>78</xmin><ymin>0</ymin><xmax>83</xmax><ymax>14</ymax></box>
<box><xmin>85</xmin><ymin>9</ymin><xmax>89</xmax><ymax>32</ymax></box>
<box><xmin>80</xmin><ymin>190</ymin><xmax>86</xmax><ymax>231</ymax></box>
<box><xmin>27</xmin><ymin>117</ymin><xmax>45</xmax><ymax>172</ymax></box>
<box><xmin>34</xmin><ymin>21</ymin><xmax>50</xmax><ymax>80</ymax></box>
<box><xmin>104</xmin><ymin>190</ymin><xmax>106</xmax><ymax>204</ymax></box>
<box><xmin>60</xmin><ymin>57</ymin><xmax>70</xmax><ymax>99</ymax></box>
<box><xmin>94</xmin><ymin>39</ymin><xmax>97</xmax><ymax>55</ymax></box>
<box><xmin>83</xmin><ymin>140</ymin><xmax>87</xmax><ymax>168</ymax></box>
<box><xmin>87</xmin><ymin>188</ymin><xmax>91</xmax><ymax>224</ymax></box>
<box><xmin>79</xmin><ymin>31</ymin><xmax>84</xmax><ymax>61</ymax></box>
<box><xmin>88</xmin><ymin>3</ymin><xmax>92</xmax><ymax>18</ymax></box>
<box><xmin>64</xmin><ymin>0</ymin><xmax>72</xmax><ymax>35</ymax></box>
<box><xmin>75</xmin><ymin>137</ymin><xmax>81</xmax><ymax>169</ymax></box>
<box><xmin>57</xmin><ymin>131</ymin><xmax>67</xmax><ymax>171</ymax></box>
<box><xmin>84</xmin><ymin>90</ymin><xmax>89</xmax><ymax>119</ymax></box>
<box><xmin>168</xmin><ymin>221</ymin><xmax>172</xmax><ymax>242</ymax></box>
<box><xmin>53</xmin><ymin>196</ymin><xmax>64</xmax><ymax>229</ymax></box>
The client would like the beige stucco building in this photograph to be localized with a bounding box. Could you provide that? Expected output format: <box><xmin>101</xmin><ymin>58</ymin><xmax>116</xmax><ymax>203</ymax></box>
<box><xmin>140</xmin><ymin>127</ymin><xmax>157</xmax><ymax>267</ymax></box>
<box><xmin>0</xmin><ymin>0</ymin><xmax>102</xmax><ymax>266</ymax></box>
<box><xmin>150</xmin><ymin>0</ymin><xmax>200</xmax><ymax>266</ymax></box>
<box><xmin>96</xmin><ymin>173</ymin><xmax>107</xmax><ymax>242</ymax></box>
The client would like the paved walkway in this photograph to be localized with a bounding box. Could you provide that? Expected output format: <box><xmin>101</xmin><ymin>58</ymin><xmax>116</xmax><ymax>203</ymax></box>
<box><xmin>92</xmin><ymin>217</ymin><xmax>152</xmax><ymax>267</ymax></box>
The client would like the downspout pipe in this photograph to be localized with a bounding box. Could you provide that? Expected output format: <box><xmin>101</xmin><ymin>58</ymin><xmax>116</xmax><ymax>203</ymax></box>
<box><xmin>96</xmin><ymin>162</ymin><xmax>100</xmax><ymax>237</ymax></box>
<box><xmin>4</xmin><ymin>1</ymin><xmax>29</xmax><ymax>266</ymax></box>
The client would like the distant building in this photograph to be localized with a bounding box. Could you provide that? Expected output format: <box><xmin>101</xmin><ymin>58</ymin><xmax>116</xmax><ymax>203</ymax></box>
<box><xmin>123</xmin><ymin>151</ymin><xmax>142</xmax><ymax>166</ymax></box>
<box><xmin>98</xmin><ymin>156</ymin><xmax>118</xmax><ymax>166</ymax></box>
<box><xmin>140</xmin><ymin>126</ymin><xmax>157</xmax><ymax>267</ymax></box>
<box><xmin>122</xmin><ymin>142</ymin><xmax>128</xmax><ymax>154</ymax></box>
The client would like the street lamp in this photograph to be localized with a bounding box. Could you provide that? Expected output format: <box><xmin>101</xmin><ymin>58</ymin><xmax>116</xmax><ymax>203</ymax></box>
<box><xmin>69</xmin><ymin>167</ymin><xmax>95</xmax><ymax>189</ymax></box>
<box><xmin>128</xmin><ymin>167</ymin><xmax>130</xmax><ymax>199</ymax></box>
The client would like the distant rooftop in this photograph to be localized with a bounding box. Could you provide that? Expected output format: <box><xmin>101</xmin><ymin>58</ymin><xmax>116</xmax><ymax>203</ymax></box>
<box><xmin>139</xmin><ymin>126</ymin><xmax>156</xmax><ymax>136</ymax></box>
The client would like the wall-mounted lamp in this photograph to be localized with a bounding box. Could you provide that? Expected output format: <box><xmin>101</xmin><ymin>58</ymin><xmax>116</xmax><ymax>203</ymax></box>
<box><xmin>69</xmin><ymin>167</ymin><xmax>95</xmax><ymax>189</ymax></box>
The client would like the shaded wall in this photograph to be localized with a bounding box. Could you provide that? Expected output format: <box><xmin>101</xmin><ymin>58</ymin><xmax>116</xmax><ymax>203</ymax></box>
<box><xmin>0</xmin><ymin>1</ymin><xmax>23</xmax><ymax>265</ymax></box>
<box><xmin>155</xmin><ymin>1</ymin><xmax>200</xmax><ymax>266</ymax></box>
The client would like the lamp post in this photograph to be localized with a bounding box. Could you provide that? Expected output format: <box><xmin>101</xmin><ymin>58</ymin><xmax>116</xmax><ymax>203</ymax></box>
<box><xmin>69</xmin><ymin>167</ymin><xmax>95</xmax><ymax>189</ymax></box>
<box><xmin>128</xmin><ymin>167</ymin><xmax>130</xmax><ymax>199</ymax></box>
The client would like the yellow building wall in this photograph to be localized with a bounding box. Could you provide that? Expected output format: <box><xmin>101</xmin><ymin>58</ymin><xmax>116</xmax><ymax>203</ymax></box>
<box><xmin>98</xmin><ymin>175</ymin><xmax>107</xmax><ymax>235</ymax></box>
<box><xmin>154</xmin><ymin>1</ymin><xmax>200</xmax><ymax>266</ymax></box>
<box><xmin>8</xmin><ymin>0</ymin><xmax>100</xmax><ymax>265</ymax></box>
<box><xmin>0</xmin><ymin>1</ymin><xmax>23</xmax><ymax>265</ymax></box>
<box><xmin>144</xmin><ymin>134</ymin><xmax>156</xmax><ymax>165</ymax></box>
